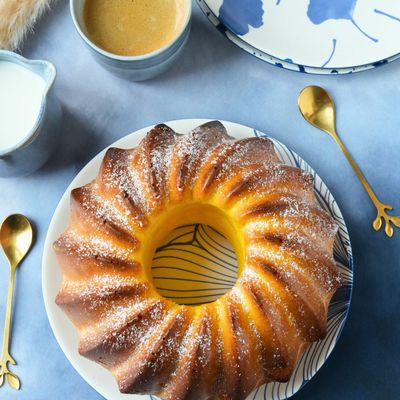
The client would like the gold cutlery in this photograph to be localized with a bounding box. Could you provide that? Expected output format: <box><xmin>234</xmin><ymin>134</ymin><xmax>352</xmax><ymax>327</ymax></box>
<box><xmin>0</xmin><ymin>214</ymin><xmax>33</xmax><ymax>390</ymax></box>
<box><xmin>298</xmin><ymin>85</ymin><xmax>399</xmax><ymax>237</ymax></box>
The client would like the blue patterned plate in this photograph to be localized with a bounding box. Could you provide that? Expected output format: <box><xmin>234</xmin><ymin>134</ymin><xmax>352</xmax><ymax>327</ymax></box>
<box><xmin>42</xmin><ymin>120</ymin><xmax>353</xmax><ymax>400</ymax></box>
<box><xmin>196</xmin><ymin>0</ymin><xmax>400</xmax><ymax>74</ymax></box>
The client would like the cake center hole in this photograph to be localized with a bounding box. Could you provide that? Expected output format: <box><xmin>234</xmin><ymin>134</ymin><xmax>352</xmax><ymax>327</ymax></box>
<box><xmin>151</xmin><ymin>223</ymin><xmax>239</xmax><ymax>306</ymax></box>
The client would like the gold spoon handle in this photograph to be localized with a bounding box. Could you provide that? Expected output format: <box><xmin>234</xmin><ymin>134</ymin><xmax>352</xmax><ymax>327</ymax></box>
<box><xmin>332</xmin><ymin>133</ymin><xmax>381</xmax><ymax>207</ymax></box>
<box><xmin>0</xmin><ymin>266</ymin><xmax>20</xmax><ymax>390</ymax></box>
<box><xmin>297</xmin><ymin>85</ymin><xmax>399</xmax><ymax>237</ymax></box>
<box><xmin>332</xmin><ymin>132</ymin><xmax>400</xmax><ymax>237</ymax></box>
<box><xmin>1</xmin><ymin>267</ymin><xmax>15</xmax><ymax>359</ymax></box>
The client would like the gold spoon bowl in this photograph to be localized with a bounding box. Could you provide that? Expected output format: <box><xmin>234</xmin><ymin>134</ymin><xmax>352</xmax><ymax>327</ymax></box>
<box><xmin>298</xmin><ymin>85</ymin><xmax>400</xmax><ymax>237</ymax></box>
<box><xmin>0</xmin><ymin>214</ymin><xmax>33</xmax><ymax>390</ymax></box>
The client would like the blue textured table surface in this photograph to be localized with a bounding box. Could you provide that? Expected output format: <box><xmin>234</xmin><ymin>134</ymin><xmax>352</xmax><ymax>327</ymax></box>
<box><xmin>1</xmin><ymin>2</ymin><xmax>399</xmax><ymax>399</ymax></box>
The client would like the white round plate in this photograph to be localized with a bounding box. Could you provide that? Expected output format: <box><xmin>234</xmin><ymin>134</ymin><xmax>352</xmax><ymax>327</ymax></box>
<box><xmin>196</xmin><ymin>0</ymin><xmax>400</xmax><ymax>74</ymax></box>
<box><xmin>42</xmin><ymin>119</ymin><xmax>353</xmax><ymax>400</ymax></box>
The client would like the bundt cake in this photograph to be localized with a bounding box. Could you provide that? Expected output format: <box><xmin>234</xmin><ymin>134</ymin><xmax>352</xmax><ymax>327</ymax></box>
<box><xmin>54</xmin><ymin>121</ymin><xmax>342</xmax><ymax>400</ymax></box>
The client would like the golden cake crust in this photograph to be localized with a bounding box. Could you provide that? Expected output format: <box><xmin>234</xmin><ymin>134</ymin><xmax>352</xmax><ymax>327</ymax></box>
<box><xmin>54</xmin><ymin>121</ymin><xmax>342</xmax><ymax>400</ymax></box>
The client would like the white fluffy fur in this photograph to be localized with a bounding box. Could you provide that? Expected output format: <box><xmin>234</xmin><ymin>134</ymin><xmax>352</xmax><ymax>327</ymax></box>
<box><xmin>0</xmin><ymin>0</ymin><xmax>51</xmax><ymax>50</ymax></box>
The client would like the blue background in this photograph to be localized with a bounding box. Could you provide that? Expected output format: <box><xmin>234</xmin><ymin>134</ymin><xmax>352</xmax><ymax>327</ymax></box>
<box><xmin>0</xmin><ymin>1</ymin><xmax>399</xmax><ymax>399</ymax></box>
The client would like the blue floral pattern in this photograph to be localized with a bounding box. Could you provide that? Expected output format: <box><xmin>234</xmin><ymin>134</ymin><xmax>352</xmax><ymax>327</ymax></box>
<box><xmin>306</xmin><ymin>0</ymin><xmax>378</xmax><ymax>42</ymax></box>
<box><xmin>219</xmin><ymin>0</ymin><xmax>264</xmax><ymax>35</ymax></box>
<box><xmin>199</xmin><ymin>0</ymin><xmax>400</xmax><ymax>74</ymax></box>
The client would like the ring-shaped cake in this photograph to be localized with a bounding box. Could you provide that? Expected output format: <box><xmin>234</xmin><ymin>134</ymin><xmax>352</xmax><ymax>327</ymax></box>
<box><xmin>54</xmin><ymin>121</ymin><xmax>342</xmax><ymax>400</ymax></box>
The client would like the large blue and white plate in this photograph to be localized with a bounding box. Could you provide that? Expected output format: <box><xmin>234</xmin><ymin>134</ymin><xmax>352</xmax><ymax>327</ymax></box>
<box><xmin>196</xmin><ymin>0</ymin><xmax>400</xmax><ymax>74</ymax></box>
<box><xmin>43</xmin><ymin>119</ymin><xmax>353</xmax><ymax>399</ymax></box>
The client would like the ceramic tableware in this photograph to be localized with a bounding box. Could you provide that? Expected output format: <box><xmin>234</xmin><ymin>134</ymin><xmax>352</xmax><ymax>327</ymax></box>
<box><xmin>0</xmin><ymin>51</ymin><xmax>62</xmax><ymax>178</ymax></box>
<box><xmin>70</xmin><ymin>0</ymin><xmax>192</xmax><ymax>81</ymax></box>
<box><xmin>42</xmin><ymin>119</ymin><xmax>353</xmax><ymax>400</ymax></box>
<box><xmin>196</xmin><ymin>0</ymin><xmax>400</xmax><ymax>74</ymax></box>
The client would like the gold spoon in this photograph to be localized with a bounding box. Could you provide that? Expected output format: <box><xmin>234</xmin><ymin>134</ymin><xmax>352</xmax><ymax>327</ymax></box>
<box><xmin>298</xmin><ymin>85</ymin><xmax>400</xmax><ymax>237</ymax></box>
<box><xmin>0</xmin><ymin>214</ymin><xmax>33</xmax><ymax>390</ymax></box>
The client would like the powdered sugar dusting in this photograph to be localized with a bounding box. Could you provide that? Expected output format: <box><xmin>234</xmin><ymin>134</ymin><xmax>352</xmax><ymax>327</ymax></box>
<box><xmin>202</xmin><ymin>137</ymin><xmax>279</xmax><ymax>189</ymax></box>
<box><xmin>59</xmin><ymin>230</ymin><xmax>135</xmax><ymax>261</ymax></box>
<box><xmin>81</xmin><ymin>299</ymin><xmax>167</xmax><ymax>356</ymax></box>
<box><xmin>246</xmin><ymin>238</ymin><xmax>340</xmax><ymax>293</ymax></box>
<box><xmin>243</xmin><ymin>195</ymin><xmax>337</xmax><ymax>243</ymax></box>
<box><xmin>55</xmin><ymin>122</ymin><xmax>343</xmax><ymax>399</ymax></box>
<box><xmin>172</xmin><ymin>122</ymin><xmax>231</xmax><ymax>192</ymax></box>
<box><xmin>101</xmin><ymin>150</ymin><xmax>149</xmax><ymax>226</ymax></box>
<box><xmin>79</xmin><ymin>184</ymin><xmax>132</xmax><ymax>232</ymax></box>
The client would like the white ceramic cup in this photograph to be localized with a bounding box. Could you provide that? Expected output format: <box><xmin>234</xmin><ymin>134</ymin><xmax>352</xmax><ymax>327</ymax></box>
<box><xmin>70</xmin><ymin>0</ymin><xmax>192</xmax><ymax>81</ymax></box>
